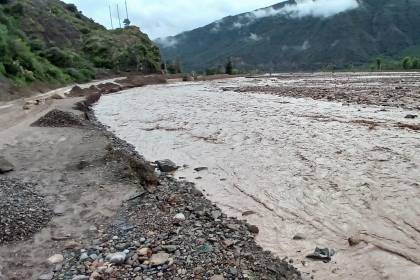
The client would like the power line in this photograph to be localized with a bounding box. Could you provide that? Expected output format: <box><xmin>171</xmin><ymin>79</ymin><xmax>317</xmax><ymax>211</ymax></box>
<box><xmin>125</xmin><ymin>0</ymin><xmax>129</xmax><ymax>21</ymax></box>
<box><xmin>108</xmin><ymin>0</ymin><xmax>114</xmax><ymax>29</ymax></box>
<box><xmin>117</xmin><ymin>4</ymin><xmax>122</xmax><ymax>28</ymax></box>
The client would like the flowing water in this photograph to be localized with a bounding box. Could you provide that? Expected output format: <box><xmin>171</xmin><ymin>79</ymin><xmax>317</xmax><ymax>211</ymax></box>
<box><xmin>94</xmin><ymin>74</ymin><xmax>420</xmax><ymax>280</ymax></box>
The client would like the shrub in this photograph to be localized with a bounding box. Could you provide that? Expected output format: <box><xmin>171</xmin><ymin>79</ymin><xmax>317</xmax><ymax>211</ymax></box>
<box><xmin>402</xmin><ymin>57</ymin><xmax>412</xmax><ymax>70</ymax></box>
<box><xmin>29</xmin><ymin>38</ymin><xmax>45</xmax><ymax>52</ymax></box>
<box><xmin>92</xmin><ymin>56</ymin><xmax>113</xmax><ymax>68</ymax></box>
<box><xmin>80</xmin><ymin>27</ymin><xmax>90</xmax><ymax>34</ymax></box>
<box><xmin>0</xmin><ymin>62</ymin><xmax>6</xmax><ymax>75</ymax></box>
<box><xmin>42</xmin><ymin>47</ymin><xmax>73</xmax><ymax>68</ymax></box>
<box><xmin>10</xmin><ymin>3</ymin><xmax>24</xmax><ymax>16</ymax></box>
<box><xmin>65</xmin><ymin>3</ymin><xmax>78</xmax><ymax>13</ymax></box>
<box><xmin>4</xmin><ymin>61</ymin><xmax>21</xmax><ymax>76</ymax></box>
<box><xmin>411</xmin><ymin>58</ymin><xmax>419</xmax><ymax>69</ymax></box>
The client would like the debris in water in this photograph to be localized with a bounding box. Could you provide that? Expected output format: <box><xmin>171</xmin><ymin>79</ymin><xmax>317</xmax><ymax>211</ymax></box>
<box><xmin>306</xmin><ymin>247</ymin><xmax>336</xmax><ymax>263</ymax></box>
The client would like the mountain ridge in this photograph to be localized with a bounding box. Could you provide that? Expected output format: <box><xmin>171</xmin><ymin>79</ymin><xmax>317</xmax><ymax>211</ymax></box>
<box><xmin>157</xmin><ymin>0</ymin><xmax>420</xmax><ymax>72</ymax></box>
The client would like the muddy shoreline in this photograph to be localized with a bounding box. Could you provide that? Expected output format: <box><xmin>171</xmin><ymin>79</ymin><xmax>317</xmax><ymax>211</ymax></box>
<box><xmin>0</xmin><ymin>79</ymin><xmax>302</xmax><ymax>280</ymax></box>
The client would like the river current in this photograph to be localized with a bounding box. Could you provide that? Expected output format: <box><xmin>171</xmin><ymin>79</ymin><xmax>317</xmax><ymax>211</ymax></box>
<box><xmin>94</xmin><ymin>74</ymin><xmax>420</xmax><ymax>280</ymax></box>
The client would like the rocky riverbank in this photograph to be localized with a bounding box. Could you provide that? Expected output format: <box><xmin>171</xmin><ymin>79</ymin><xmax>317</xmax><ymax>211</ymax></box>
<box><xmin>0</xmin><ymin>77</ymin><xmax>303</xmax><ymax>280</ymax></box>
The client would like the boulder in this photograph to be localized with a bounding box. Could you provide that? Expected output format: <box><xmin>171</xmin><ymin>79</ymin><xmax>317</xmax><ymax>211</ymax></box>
<box><xmin>155</xmin><ymin>159</ymin><xmax>178</xmax><ymax>172</ymax></box>
<box><xmin>247</xmin><ymin>224</ymin><xmax>260</xmax><ymax>234</ymax></box>
<box><xmin>0</xmin><ymin>157</ymin><xmax>14</xmax><ymax>174</ymax></box>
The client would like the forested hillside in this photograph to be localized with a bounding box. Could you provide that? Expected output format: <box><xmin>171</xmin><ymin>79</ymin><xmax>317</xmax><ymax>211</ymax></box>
<box><xmin>158</xmin><ymin>0</ymin><xmax>420</xmax><ymax>72</ymax></box>
<box><xmin>0</xmin><ymin>0</ymin><xmax>161</xmax><ymax>91</ymax></box>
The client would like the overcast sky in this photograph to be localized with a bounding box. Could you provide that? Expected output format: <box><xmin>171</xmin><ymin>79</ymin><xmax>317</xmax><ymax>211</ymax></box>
<box><xmin>63</xmin><ymin>0</ymin><xmax>281</xmax><ymax>39</ymax></box>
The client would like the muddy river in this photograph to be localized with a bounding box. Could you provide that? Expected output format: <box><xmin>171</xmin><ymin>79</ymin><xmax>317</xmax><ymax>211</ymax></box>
<box><xmin>94</xmin><ymin>73</ymin><xmax>420</xmax><ymax>280</ymax></box>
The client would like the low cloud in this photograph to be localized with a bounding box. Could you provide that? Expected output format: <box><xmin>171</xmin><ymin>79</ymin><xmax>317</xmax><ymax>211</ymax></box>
<box><xmin>229</xmin><ymin>0</ymin><xmax>359</xmax><ymax>31</ymax></box>
<box><xmin>248</xmin><ymin>33</ymin><xmax>263</xmax><ymax>41</ymax></box>
<box><xmin>281</xmin><ymin>40</ymin><xmax>311</xmax><ymax>51</ymax></box>
<box><xmin>283</xmin><ymin>0</ymin><xmax>359</xmax><ymax>18</ymax></box>
<box><xmin>155</xmin><ymin>37</ymin><xmax>179</xmax><ymax>48</ymax></box>
<box><xmin>247</xmin><ymin>0</ymin><xmax>359</xmax><ymax>21</ymax></box>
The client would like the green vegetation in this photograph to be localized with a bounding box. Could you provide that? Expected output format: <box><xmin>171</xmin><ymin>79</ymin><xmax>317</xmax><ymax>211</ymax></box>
<box><xmin>0</xmin><ymin>0</ymin><xmax>161</xmax><ymax>88</ymax></box>
<box><xmin>166</xmin><ymin>58</ymin><xmax>182</xmax><ymax>74</ymax></box>
<box><xmin>225</xmin><ymin>59</ymin><xmax>233</xmax><ymax>75</ymax></box>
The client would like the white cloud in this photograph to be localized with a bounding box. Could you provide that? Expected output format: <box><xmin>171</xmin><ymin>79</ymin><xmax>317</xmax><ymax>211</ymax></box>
<box><xmin>281</xmin><ymin>40</ymin><xmax>311</xmax><ymax>52</ymax></box>
<box><xmin>283</xmin><ymin>0</ymin><xmax>359</xmax><ymax>18</ymax></box>
<box><xmin>245</xmin><ymin>0</ymin><xmax>359</xmax><ymax>21</ymax></box>
<box><xmin>229</xmin><ymin>0</ymin><xmax>359</xmax><ymax>31</ymax></box>
<box><xmin>154</xmin><ymin>37</ymin><xmax>179</xmax><ymax>48</ymax></box>
<box><xmin>248</xmin><ymin>33</ymin><xmax>263</xmax><ymax>41</ymax></box>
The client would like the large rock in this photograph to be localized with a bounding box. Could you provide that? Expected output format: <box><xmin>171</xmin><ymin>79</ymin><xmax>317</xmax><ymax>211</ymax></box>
<box><xmin>155</xmin><ymin>159</ymin><xmax>178</xmax><ymax>172</ymax></box>
<box><xmin>0</xmin><ymin>157</ymin><xmax>14</xmax><ymax>174</ymax></box>
<box><xmin>149</xmin><ymin>252</ymin><xmax>170</xmax><ymax>266</ymax></box>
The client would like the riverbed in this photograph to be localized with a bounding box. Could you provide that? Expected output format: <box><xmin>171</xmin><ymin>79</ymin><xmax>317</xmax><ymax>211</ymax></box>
<box><xmin>94</xmin><ymin>73</ymin><xmax>420</xmax><ymax>280</ymax></box>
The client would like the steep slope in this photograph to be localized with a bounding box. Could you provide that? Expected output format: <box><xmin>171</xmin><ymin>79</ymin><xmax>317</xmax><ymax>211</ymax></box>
<box><xmin>157</xmin><ymin>0</ymin><xmax>420</xmax><ymax>72</ymax></box>
<box><xmin>0</xmin><ymin>0</ymin><xmax>161</xmax><ymax>92</ymax></box>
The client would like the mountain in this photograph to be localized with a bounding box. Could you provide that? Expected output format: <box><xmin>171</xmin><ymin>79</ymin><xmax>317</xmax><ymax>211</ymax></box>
<box><xmin>0</xmin><ymin>0</ymin><xmax>161</xmax><ymax>91</ymax></box>
<box><xmin>157</xmin><ymin>0</ymin><xmax>420</xmax><ymax>72</ymax></box>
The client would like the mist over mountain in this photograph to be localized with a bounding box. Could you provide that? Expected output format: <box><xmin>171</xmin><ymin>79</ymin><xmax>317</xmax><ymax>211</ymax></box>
<box><xmin>157</xmin><ymin>0</ymin><xmax>420</xmax><ymax>72</ymax></box>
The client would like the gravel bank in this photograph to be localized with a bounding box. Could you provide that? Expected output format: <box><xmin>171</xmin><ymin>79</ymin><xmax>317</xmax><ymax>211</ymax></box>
<box><xmin>52</xmin><ymin>176</ymin><xmax>301</xmax><ymax>280</ymax></box>
<box><xmin>0</xmin><ymin>177</ymin><xmax>52</xmax><ymax>245</ymax></box>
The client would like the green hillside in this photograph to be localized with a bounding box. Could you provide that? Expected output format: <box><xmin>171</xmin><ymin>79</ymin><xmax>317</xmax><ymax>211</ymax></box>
<box><xmin>0</xmin><ymin>0</ymin><xmax>161</xmax><ymax>89</ymax></box>
<box><xmin>158</xmin><ymin>0</ymin><xmax>420</xmax><ymax>72</ymax></box>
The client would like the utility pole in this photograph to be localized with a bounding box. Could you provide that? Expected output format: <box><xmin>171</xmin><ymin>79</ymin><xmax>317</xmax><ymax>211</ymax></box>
<box><xmin>117</xmin><ymin>4</ymin><xmax>122</xmax><ymax>28</ymax></box>
<box><xmin>125</xmin><ymin>0</ymin><xmax>129</xmax><ymax>21</ymax></box>
<box><xmin>108</xmin><ymin>0</ymin><xmax>113</xmax><ymax>29</ymax></box>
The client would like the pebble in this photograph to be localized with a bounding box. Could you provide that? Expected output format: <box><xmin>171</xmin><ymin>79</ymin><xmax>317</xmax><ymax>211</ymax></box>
<box><xmin>150</xmin><ymin>252</ymin><xmax>170</xmax><ymax>266</ymax></box>
<box><xmin>71</xmin><ymin>276</ymin><xmax>89</xmax><ymax>280</ymax></box>
<box><xmin>174</xmin><ymin>213</ymin><xmax>186</xmax><ymax>221</ymax></box>
<box><xmin>48</xmin><ymin>254</ymin><xmax>64</xmax><ymax>265</ymax></box>
<box><xmin>137</xmin><ymin>247</ymin><xmax>152</xmax><ymax>256</ymax></box>
<box><xmin>105</xmin><ymin>252</ymin><xmax>127</xmax><ymax>264</ymax></box>
<box><xmin>38</xmin><ymin>273</ymin><xmax>54</xmax><ymax>280</ymax></box>
<box><xmin>79</xmin><ymin>252</ymin><xmax>89</xmax><ymax>261</ymax></box>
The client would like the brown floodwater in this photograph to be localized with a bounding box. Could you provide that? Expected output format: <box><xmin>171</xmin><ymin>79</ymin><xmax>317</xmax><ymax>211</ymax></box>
<box><xmin>94</xmin><ymin>73</ymin><xmax>420</xmax><ymax>280</ymax></box>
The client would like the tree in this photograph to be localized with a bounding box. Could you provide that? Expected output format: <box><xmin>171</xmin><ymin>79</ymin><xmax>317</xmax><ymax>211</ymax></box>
<box><xmin>411</xmin><ymin>57</ymin><xmax>419</xmax><ymax>69</ymax></box>
<box><xmin>402</xmin><ymin>57</ymin><xmax>412</xmax><ymax>70</ymax></box>
<box><xmin>123</xmin><ymin>18</ymin><xmax>131</xmax><ymax>27</ymax></box>
<box><xmin>376</xmin><ymin>58</ymin><xmax>382</xmax><ymax>71</ymax></box>
<box><xmin>174</xmin><ymin>58</ymin><xmax>182</xmax><ymax>73</ymax></box>
<box><xmin>225</xmin><ymin>59</ymin><xmax>233</xmax><ymax>75</ymax></box>
<box><xmin>65</xmin><ymin>3</ymin><xmax>78</xmax><ymax>13</ymax></box>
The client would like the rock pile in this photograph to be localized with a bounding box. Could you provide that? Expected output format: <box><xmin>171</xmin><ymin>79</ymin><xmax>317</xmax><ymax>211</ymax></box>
<box><xmin>31</xmin><ymin>109</ymin><xmax>86</xmax><ymax>128</ymax></box>
<box><xmin>0</xmin><ymin>177</ymin><xmax>52</xmax><ymax>244</ymax></box>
